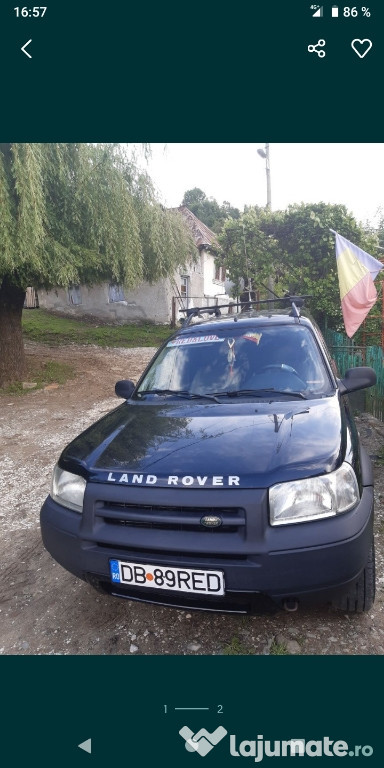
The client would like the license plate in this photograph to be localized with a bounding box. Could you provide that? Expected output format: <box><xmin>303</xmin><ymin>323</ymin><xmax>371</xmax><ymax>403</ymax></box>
<box><xmin>109</xmin><ymin>559</ymin><xmax>225</xmax><ymax>595</ymax></box>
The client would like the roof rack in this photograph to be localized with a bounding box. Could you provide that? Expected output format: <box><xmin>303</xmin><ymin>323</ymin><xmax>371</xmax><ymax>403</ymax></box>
<box><xmin>179</xmin><ymin>295</ymin><xmax>312</xmax><ymax>327</ymax></box>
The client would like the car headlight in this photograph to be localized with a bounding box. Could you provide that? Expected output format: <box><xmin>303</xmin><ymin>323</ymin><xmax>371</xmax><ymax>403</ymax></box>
<box><xmin>269</xmin><ymin>462</ymin><xmax>359</xmax><ymax>526</ymax></box>
<box><xmin>51</xmin><ymin>464</ymin><xmax>86</xmax><ymax>513</ymax></box>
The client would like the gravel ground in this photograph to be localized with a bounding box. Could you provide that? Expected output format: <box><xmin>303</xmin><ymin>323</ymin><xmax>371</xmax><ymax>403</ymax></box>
<box><xmin>1</xmin><ymin>342</ymin><xmax>384</xmax><ymax>656</ymax></box>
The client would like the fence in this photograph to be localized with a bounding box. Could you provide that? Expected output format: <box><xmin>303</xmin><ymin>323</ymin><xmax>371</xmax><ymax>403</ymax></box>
<box><xmin>171</xmin><ymin>294</ymin><xmax>232</xmax><ymax>326</ymax></box>
<box><xmin>323</xmin><ymin>328</ymin><xmax>384</xmax><ymax>420</ymax></box>
<box><xmin>24</xmin><ymin>287</ymin><xmax>39</xmax><ymax>308</ymax></box>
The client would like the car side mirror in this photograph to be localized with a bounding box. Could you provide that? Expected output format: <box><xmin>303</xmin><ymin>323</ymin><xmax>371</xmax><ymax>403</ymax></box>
<box><xmin>338</xmin><ymin>367</ymin><xmax>376</xmax><ymax>395</ymax></box>
<box><xmin>115</xmin><ymin>379</ymin><xmax>135</xmax><ymax>399</ymax></box>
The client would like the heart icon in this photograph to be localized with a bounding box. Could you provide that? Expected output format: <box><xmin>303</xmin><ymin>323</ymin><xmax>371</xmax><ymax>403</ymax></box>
<box><xmin>351</xmin><ymin>39</ymin><xmax>372</xmax><ymax>58</ymax></box>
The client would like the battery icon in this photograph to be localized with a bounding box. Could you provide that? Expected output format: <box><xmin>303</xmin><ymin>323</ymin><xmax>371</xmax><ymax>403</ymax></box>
<box><xmin>332</xmin><ymin>5</ymin><xmax>339</xmax><ymax>16</ymax></box>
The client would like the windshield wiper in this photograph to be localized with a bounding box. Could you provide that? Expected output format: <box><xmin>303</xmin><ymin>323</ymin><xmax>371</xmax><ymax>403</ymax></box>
<box><xmin>211</xmin><ymin>388</ymin><xmax>307</xmax><ymax>400</ymax></box>
<box><xmin>188</xmin><ymin>392</ymin><xmax>221</xmax><ymax>403</ymax></box>
<box><xmin>138</xmin><ymin>389</ymin><xmax>220</xmax><ymax>403</ymax></box>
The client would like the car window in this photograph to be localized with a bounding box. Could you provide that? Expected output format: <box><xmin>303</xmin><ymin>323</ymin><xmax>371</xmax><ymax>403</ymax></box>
<box><xmin>137</xmin><ymin>325</ymin><xmax>333</xmax><ymax>398</ymax></box>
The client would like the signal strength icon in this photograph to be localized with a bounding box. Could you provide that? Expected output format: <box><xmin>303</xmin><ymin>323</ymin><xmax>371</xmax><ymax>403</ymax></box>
<box><xmin>311</xmin><ymin>5</ymin><xmax>323</xmax><ymax>16</ymax></box>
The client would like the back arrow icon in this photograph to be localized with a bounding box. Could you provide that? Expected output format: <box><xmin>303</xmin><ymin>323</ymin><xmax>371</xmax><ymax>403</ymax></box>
<box><xmin>21</xmin><ymin>39</ymin><xmax>32</xmax><ymax>58</ymax></box>
<box><xmin>78</xmin><ymin>739</ymin><xmax>92</xmax><ymax>754</ymax></box>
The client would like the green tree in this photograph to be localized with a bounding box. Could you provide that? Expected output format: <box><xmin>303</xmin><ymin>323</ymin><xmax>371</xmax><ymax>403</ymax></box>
<box><xmin>220</xmin><ymin>202</ymin><xmax>380</xmax><ymax>329</ymax></box>
<box><xmin>376</xmin><ymin>209</ymin><xmax>384</xmax><ymax>249</ymax></box>
<box><xmin>0</xmin><ymin>143</ymin><xmax>194</xmax><ymax>386</ymax></box>
<box><xmin>182</xmin><ymin>188</ymin><xmax>240</xmax><ymax>232</ymax></box>
<box><xmin>268</xmin><ymin>202</ymin><xmax>379</xmax><ymax>328</ymax></box>
<box><xmin>218</xmin><ymin>207</ymin><xmax>278</xmax><ymax>296</ymax></box>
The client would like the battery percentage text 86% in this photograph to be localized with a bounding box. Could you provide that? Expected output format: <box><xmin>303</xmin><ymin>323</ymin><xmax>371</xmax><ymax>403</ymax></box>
<box><xmin>343</xmin><ymin>6</ymin><xmax>371</xmax><ymax>15</ymax></box>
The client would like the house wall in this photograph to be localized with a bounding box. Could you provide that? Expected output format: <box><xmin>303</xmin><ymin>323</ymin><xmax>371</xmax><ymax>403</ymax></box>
<box><xmin>38</xmin><ymin>252</ymin><xmax>232</xmax><ymax>325</ymax></box>
<box><xmin>172</xmin><ymin>250</ymin><xmax>229</xmax><ymax>319</ymax></box>
<box><xmin>177</xmin><ymin>250</ymin><xmax>228</xmax><ymax>303</ymax></box>
<box><xmin>178</xmin><ymin>253</ymin><xmax>204</xmax><ymax>303</ymax></box>
<box><xmin>202</xmin><ymin>251</ymin><xmax>227</xmax><ymax>299</ymax></box>
<box><xmin>38</xmin><ymin>280</ymin><xmax>174</xmax><ymax>324</ymax></box>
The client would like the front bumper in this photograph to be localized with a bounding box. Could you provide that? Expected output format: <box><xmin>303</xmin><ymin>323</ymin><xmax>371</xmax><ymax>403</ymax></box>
<box><xmin>40</xmin><ymin>480</ymin><xmax>374</xmax><ymax>613</ymax></box>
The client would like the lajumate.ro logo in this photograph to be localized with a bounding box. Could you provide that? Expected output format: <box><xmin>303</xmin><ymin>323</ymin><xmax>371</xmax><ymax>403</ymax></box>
<box><xmin>179</xmin><ymin>726</ymin><xmax>374</xmax><ymax>761</ymax></box>
<box><xmin>179</xmin><ymin>726</ymin><xmax>228</xmax><ymax>756</ymax></box>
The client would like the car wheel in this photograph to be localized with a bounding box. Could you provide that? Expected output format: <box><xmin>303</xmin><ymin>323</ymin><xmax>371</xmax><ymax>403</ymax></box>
<box><xmin>332</xmin><ymin>538</ymin><xmax>376</xmax><ymax>613</ymax></box>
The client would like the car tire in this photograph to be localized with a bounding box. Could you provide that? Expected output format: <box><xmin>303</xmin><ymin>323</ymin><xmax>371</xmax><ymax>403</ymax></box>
<box><xmin>332</xmin><ymin>538</ymin><xmax>376</xmax><ymax>613</ymax></box>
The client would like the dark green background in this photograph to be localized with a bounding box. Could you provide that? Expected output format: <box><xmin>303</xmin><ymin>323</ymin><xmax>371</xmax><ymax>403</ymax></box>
<box><xmin>2</xmin><ymin>657</ymin><xmax>383</xmax><ymax>765</ymax></box>
<box><xmin>0</xmin><ymin>1</ymin><xmax>382</xmax><ymax>140</ymax></box>
<box><xmin>1</xmin><ymin>1</ymin><xmax>383</xmax><ymax>764</ymax></box>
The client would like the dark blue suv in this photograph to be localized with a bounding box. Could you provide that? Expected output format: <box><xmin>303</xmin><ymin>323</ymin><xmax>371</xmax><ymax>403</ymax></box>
<box><xmin>40</xmin><ymin>299</ymin><xmax>376</xmax><ymax>613</ymax></box>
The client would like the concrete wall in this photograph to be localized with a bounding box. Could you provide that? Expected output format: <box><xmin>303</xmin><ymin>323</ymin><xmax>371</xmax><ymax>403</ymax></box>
<box><xmin>38</xmin><ymin>251</ymin><xmax>232</xmax><ymax>324</ymax></box>
<box><xmin>39</xmin><ymin>279</ymin><xmax>174</xmax><ymax>324</ymax></box>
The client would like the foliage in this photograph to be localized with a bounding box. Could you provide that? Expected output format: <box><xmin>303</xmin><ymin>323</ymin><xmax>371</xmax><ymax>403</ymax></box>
<box><xmin>125</xmin><ymin>162</ymin><xmax>193</xmax><ymax>281</ymax></box>
<box><xmin>0</xmin><ymin>143</ymin><xmax>194</xmax><ymax>385</ymax></box>
<box><xmin>22</xmin><ymin>309</ymin><xmax>174</xmax><ymax>348</ymax></box>
<box><xmin>222</xmin><ymin>636</ymin><xmax>252</xmax><ymax>655</ymax></box>
<box><xmin>376</xmin><ymin>209</ymin><xmax>384</xmax><ymax>249</ymax></box>
<box><xmin>182</xmin><ymin>187</ymin><xmax>240</xmax><ymax>232</ymax></box>
<box><xmin>219</xmin><ymin>202</ymin><xmax>380</xmax><ymax>329</ymax></box>
<box><xmin>218</xmin><ymin>206</ymin><xmax>279</xmax><ymax>295</ymax></box>
<box><xmin>267</xmin><ymin>202</ymin><xmax>378</xmax><ymax>327</ymax></box>
<box><xmin>0</xmin><ymin>143</ymin><xmax>194</xmax><ymax>292</ymax></box>
<box><xmin>269</xmin><ymin>640</ymin><xmax>289</xmax><ymax>655</ymax></box>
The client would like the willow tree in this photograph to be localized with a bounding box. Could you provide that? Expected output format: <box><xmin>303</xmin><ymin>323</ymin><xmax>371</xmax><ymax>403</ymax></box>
<box><xmin>0</xmin><ymin>143</ymin><xmax>193</xmax><ymax>386</ymax></box>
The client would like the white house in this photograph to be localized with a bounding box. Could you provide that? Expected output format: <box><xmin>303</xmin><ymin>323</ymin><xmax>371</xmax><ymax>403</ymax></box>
<box><xmin>38</xmin><ymin>206</ymin><xmax>231</xmax><ymax>324</ymax></box>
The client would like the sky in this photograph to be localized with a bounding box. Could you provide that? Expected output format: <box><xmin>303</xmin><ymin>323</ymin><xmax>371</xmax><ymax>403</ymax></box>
<box><xmin>137</xmin><ymin>143</ymin><xmax>384</xmax><ymax>227</ymax></box>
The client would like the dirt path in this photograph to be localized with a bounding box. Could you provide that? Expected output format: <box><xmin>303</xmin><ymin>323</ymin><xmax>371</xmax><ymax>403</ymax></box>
<box><xmin>1</xmin><ymin>342</ymin><xmax>384</xmax><ymax>655</ymax></box>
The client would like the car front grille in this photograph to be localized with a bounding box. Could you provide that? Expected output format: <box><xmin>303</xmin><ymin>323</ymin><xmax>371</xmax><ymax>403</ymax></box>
<box><xmin>97</xmin><ymin>501</ymin><xmax>246</xmax><ymax>534</ymax></box>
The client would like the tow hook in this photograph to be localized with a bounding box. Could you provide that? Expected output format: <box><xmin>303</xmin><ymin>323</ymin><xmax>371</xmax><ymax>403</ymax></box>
<box><xmin>283</xmin><ymin>598</ymin><xmax>299</xmax><ymax>612</ymax></box>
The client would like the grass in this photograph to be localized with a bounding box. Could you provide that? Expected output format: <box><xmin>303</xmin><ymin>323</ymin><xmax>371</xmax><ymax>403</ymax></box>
<box><xmin>269</xmin><ymin>640</ymin><xmax>289</xmax><ymax>655</ymax></box>
<box><xmin>1</xmin><ymin>360</ymin><xmax>75</xmax><ymax>396</ymax></box>
<box><xmin>222</xmin><ymin>637</ymin><xmax>253</xmax><ymax>656</ymax></box>
<box><xmin>22</xmin><ymin>309</ymin><xmax>174</xmax><ymax>348</ymax></box>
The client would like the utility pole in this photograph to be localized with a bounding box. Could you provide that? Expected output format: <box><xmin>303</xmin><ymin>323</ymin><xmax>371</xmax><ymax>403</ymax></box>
<box><xmin>257</xmin><ymin>143</ymin><xmax>274</xmax><ymax>299</ymax></box>
<box><xmin>265</xmin><ymin>143</ymin><xmax>271</xmax><ymax>209</ymax></box>
<box><xmin>257</xmin><ymin>143</ymin><xmax>271</xmax><ymax>209</ymax></box>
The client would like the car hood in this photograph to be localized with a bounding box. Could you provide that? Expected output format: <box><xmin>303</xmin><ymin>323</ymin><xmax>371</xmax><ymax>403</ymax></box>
<box><xmin>60</xmin><ymin>395</ymin><xmax>349</xmax><ymax>489</ymax></box>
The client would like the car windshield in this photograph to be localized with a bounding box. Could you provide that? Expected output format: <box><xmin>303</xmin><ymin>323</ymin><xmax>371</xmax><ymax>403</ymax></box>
<box><xmin>137</xmin><ymin>324</ymin><xmax>333</xmax><ymax>399</ymax></box>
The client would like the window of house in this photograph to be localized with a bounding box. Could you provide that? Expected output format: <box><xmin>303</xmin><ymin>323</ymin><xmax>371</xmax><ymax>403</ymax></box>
<box><xmin>215</xmin><ymin>265</ymin><xmax>225</xmax><ymax>283</ymax></box>
<box><xmin>180</xmin><ymin>276</ymin><xmax>189</xmax><ymax>299</ymax></box>
<box><xmin>108</xmin><ymin>283</ymin><xmax>125</xmax><ymax>302</ymax></box>
<box><xmin>193</xmin><ymin>254</ymin><xmax>203</xmax><ymax>275</ymax></box>
<box><xmin>68</xmin><ymin>285</ymin><xmax>82</xmax><ymax>305</ymax></box>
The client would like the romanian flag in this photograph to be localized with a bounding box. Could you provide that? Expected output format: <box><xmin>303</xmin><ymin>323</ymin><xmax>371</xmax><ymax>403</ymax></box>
<box><xmin>333</xmin><ymin>231</ymin><xmax>384</xmax><ymax>338</ymax></box>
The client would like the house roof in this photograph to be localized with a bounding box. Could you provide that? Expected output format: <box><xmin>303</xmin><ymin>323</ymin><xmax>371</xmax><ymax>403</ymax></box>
<box><xmin>177</xmin><ymin>205</ymin><xmax>218</xmax><ymax>250</ymax></box>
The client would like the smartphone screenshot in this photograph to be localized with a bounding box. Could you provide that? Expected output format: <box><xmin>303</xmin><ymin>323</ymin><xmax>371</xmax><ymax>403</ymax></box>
<box><xmin>1</xmin><ymin>3</ymin><xmax>383</xmax><ymax>766</ymax></box>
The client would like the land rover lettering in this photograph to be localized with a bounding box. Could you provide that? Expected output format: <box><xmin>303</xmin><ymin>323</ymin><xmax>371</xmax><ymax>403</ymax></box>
<box><xmin>105</xmin><ymin>473</ymin><xmax>240</xmax><ymax>487</ymax></box>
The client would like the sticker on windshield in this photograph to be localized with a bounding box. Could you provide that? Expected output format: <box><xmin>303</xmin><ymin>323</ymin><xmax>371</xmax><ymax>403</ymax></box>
<box><xmin>243</xmin><ymin>332</ymin><xmax>263</xmax><ymax>345</ymax></box>
<box><xmin>167</xmin><ymin>335</ymin><xmax>225</xmax><ymax>347</ymax></box>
